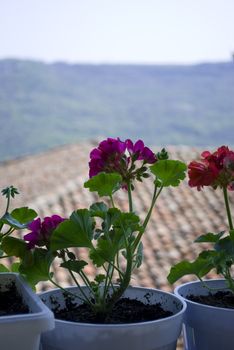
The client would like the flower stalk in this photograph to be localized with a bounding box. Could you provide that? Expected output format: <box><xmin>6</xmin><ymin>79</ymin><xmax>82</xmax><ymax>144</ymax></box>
<box><xmin>223</xmin><ymin>187</ymin><xmax>233</xmax><ymax>231</ymax></box>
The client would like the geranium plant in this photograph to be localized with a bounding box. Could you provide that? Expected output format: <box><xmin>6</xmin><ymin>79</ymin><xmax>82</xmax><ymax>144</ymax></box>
<box><xmin>0</xmin><ymin>186</ymin><xmax>38</xmax><ymax>272</ymax></box>
<box><xmin>168</xmin><ymin>146</ymin><xmax>234</xmax><ymax>291</ymax></box>
<box><xmin>3</xmin><ymin>138</ymin><xmax>186</xmax><ymax>319</ymax></box>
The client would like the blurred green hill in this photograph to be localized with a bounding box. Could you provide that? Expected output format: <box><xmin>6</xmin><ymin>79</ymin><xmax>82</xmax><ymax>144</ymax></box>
<box><xmin>0</xmin><ymin>59</ymin><xmax>234</xmax><ymax>161</ymax></box>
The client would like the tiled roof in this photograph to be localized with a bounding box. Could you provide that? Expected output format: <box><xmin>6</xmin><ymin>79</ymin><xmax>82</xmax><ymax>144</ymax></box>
<box><xmin>2</xmin><ymin>142</ymin><xmax>231</xmax><ymax>349</ymax></box>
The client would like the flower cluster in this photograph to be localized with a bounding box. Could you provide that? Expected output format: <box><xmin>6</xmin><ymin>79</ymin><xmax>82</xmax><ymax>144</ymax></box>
<box><xmin>188</xmin><ymin>146</ymin><xmax>234</xmax><ymax>191</ymax></box>
<box><xmin>24</xmin><ymin>215</ymin><xmax>64</xmax><ymax>248</ymax></box>
<box><xmin>89</xmin><ymin>138</ymin><xmax>157</xmax><ymax>187</ymax></box>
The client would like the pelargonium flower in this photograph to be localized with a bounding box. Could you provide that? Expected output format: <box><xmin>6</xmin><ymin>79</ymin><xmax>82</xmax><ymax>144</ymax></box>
<box><xmin>89</xmin><ymin>138</ymin><xmax>127</xmax><ymax>177</ymax></box>
<box><xmin>201</xmin><ymin>146</ymin><xmax>231</xmax><ymax>171</ymax></box>
<box><xmin>125</xmin><ymin>139</ymin><xmax>156</xmax><ymax>164</ymax></box>
<box><xmin>24</xmin><ymin>215</ymin><xmax>65</xmax><ymax>249</ymax></box>
<box><xmin>89</xmin><ymin>137</ymin><xmax>157</xmax><ymax>186</ymax></box>
<box><xmin>188</xmin><ymin>160</ymin><xmax>220</xmax><ymax>190</ymax></box>
<box><xmin>224</xmin><ymin>152</ymin><xmax>234</xmax><ymax>174</ymax></box>
<box><xmin>188</xmin><ymin>146</ymin><xmax>234</xmax><ymax>191</ymax></box>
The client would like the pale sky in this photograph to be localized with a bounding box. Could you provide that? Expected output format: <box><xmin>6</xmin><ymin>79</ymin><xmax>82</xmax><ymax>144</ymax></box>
<box><xmin>0</xmin><ymin>0</ymin><xmax>233</xmax><ymax>64</ymax></box>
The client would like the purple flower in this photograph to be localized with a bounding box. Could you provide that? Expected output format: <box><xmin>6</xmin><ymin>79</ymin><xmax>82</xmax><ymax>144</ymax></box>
<box><xmin>89</xmin><ymin>138</ymin><xmax>127</xmax><ymax>178</ymax></box>
<box><xmin>126</xmin><ymin>139</ymin><xmax>156</xmax><ymax>164</ymax></box>
<box><xmin>24</xmin><ymin>215</ymin><xmax>65</xmax><ymax>249</ymax></box>
<box><xmin>99</xmin><ymin>138</ymin><xmax>126</xmax><ymax>155</ymax></box>
<box><xmin>89</xmin><ymin>138</ymin><xmax>157</xmax><ymax>187</ymax></box>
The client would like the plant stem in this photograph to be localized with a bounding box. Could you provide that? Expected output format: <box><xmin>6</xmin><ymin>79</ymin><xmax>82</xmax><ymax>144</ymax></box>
<box><xmin>132</xmin><ymin>184</ymin><xmax>163</xmax><ymax>253</ymax></box>
<box><xmin>0</xmin><ymin>194</ymin><xmax>11</xmax><ymax>232</ymax></box>
<box><xmin>5</xmin><ymin>195</ymin><xmax>10</xmax><ymax>214</ymax></box>
<box><xmin>102</xmin><ymin>260</ymin><xmax>124</xmax><ymax>279</ymax></box>
<box><xmin>127</xmin><ymin>181</ymin><xmax>133</xmax><ymax>212</ymax></box>
<box><xmin>108</xmin><ymin>247</ymin><xmax>132</xmax><ymax>310</ymax></box>
<box><xmin>103</xmin><ymin>263</ymin><xmax>110</xmax><ymax>299</ymax></box>
<box><xmin>223</xmin><ymin>187</ymin><xmax>233</xmax><ymax>230</ymax></box>
<box><xmin>1</xmin><ymin>228</ymin><xmax>15</xmax><ymax>238</ymax></box>
<box><xmin>110</xmin><ymin>195</ymin><xmax>115</xmax><ymax>208</ymax></box>
<box><xmin>79</xmin><ymin>270</ymin><xmax>93</xmax><ymax>289</ymax></box>
<box><xmin>143</xmin><ymin>185</ymin><xmax>163</xmax><ymax>230</ymax></box>
<box><xmin>48</xmin><ymin>275</ymin><xmax>89</xmax><ymax>304</ymax></box>
<box><xmin>62</xmin><ymin>251</ymin><xmax>92</xmax><ymax>305</ymax></box>
<box><xmin>225</xmin><ymin>268</ymin><xmax>234</xmax><ymax>292</ymax></box>
<box><xmin>103</xmin><ymin>263</ymin><xmax>114</xmax><ymax>300</ymax></box>
<box><xmin>106</xmin><ymin>222</ymin><xmax>133</xmax><ymax>310</ymax></box>
<box><xmin>198</xmin><ymin>276</ymin><xmax>229</xmax><ymax>292</ymax></box>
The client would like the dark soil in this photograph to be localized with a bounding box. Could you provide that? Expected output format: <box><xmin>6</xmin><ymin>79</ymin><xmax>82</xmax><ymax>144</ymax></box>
<box><xmin>187</xmin><ymin>290</ymin><xmax>234</xmax><ymax>309</ymax></box>
<box><xmin>52</xmin><ymin>297</ymin><xmax>173</xmax><ymax>324</ymax></box>
<box><xmin>0</xmin><ymin>282</ymin><xmax>29</xmax><ymax>316</ymax></box>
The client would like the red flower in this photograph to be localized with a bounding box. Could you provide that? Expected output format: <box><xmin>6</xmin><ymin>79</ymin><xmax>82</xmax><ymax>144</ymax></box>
<box><xmin>224</xmin><ymin>152</ymin><xmax>234</xmax><ymax>174</ymax></box>
<box><xmin>188</xmin><ymin>146</ymin><xmax>234</xmax><ymax>191</ymax></box>
<box><xmin>202</xmin><ymin>146</ymin><xmax>230</xmax><ymax>170</ymax></box>
<box><xmin>188</xmin><ymin>160</ymin><xmax>219</xmax><ymax>190</ymax></box>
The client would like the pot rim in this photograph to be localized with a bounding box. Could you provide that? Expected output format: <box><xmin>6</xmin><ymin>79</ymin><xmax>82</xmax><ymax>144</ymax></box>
<box><xmin>175</xmin><ymin>278</ymin><xmax>234</xmax><ymax>312</ymax></box>
<box><xmin>0</xmin><ymin>272</ymin><xmax>55</xmax><ymax>329</ymax></box>
<box><xmin>40</xmin><ymin>285</ymin><xmax>187</xmax><ymax>327</ymax></box>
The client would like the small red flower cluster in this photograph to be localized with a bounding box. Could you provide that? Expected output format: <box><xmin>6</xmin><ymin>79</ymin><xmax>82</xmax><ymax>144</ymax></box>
<box><xmin>188</xmin><ymin>146</ymin><xmax>234</xmax><ymax>191</ymax></box>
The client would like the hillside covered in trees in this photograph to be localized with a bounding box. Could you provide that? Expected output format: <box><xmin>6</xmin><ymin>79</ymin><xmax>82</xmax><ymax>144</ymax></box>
<box><xmin>0</xmin><ymin>59</ymin><xmax>233</xmax><ymax>161</ymax></box>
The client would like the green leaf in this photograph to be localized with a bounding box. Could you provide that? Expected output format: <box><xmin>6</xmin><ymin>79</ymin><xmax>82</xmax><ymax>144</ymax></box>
<box><xmin>104</xmin><ymin>208</ymin><xmax>122</xmax><ymax>231</ymax></box>
<box><xmin>1</xmin><ymin>236</ymin><xmax>28</xmax><ymax>258</ymax></box>
<box><xmin>150</xmin><ymin>160</ymin><xmax>187</xmax><ymax>187</ymax></box>
<box><xmin>1</xmin><ymin>186</ymin><xmax>19</xmax><ymax>199</ymax></box>
<box><xmin>199</xmin><ymin>250</ymin><xmax>218</xmax><ymax>259</ymax></box>
<box><xmin>0</xmin><ymin>264</ymin><xmax>9</xmax><ymax>272</ymax></box>
<box><xmin>115</xmin><ymin>212</ymin><xmax>141</xmax><ymax>233</ymax></box>
<box><xmin>84</xmin><ymin>172</ymin><xmax>122</xmax><ymax>197</ymax></box>
<box><xmin>110</xmin><ymin>212</ymin><xmax>142</xmax><ymax>250</ymax></box>
<box><xmin>90</xmin><ymin>210</ymin><xmax>142</xmax><ymax>267</ymax></box>
<box><xmin>90</xmin><ymin>237</ymin><xmax>113</xmax><ymax>267</ymax></box>
<box><xmin>19</xmin><ymin>248</ymin><xmax>54</xmax><ymax>286</ymax></box>
<box><xmin>1</xmin><ymin>213</ymin><xmax>27</xmax><ymax>229</ymax></box>
<box><xmin>135</xmin><ymin>242</ymin><xmax>144</xmax><ymax>268</ymax></box>
<box><xmin>229</xmin><ymin>229</ymin><xmax>234</xmax><ymax>240</ymax></box>
<box><xmin>89</xmin><ymin>248</ymin><xmax>105</xmax><ymax>267</ymax></box>
<box><xmin>156</xmin><ymin>148</ymin><xmax>169</xmax><ymax>160</ymax></box>
<box><xmin>215</xmin><ymin>236</ymin><xmax>234</xmax><ymax>254</ymax></box>
<box><xmin>1</xmin><ymin>207</ymin><xmax>37</xmax><ymax>229</ymax></box>
<box><xmin>95</xmin><ymin>274</ymin><xmax>106</xmax><ymax>284</ymax></box>
<box><xmin>11</xmin><ymin>207</ymin><xmax>37</xmax><ymax>224</ymax></box>
<box><xmin>90</xmin><ymin>202</ymin><xmax>108</xmax><ymax>218</ymax></box>
<box><xmin>60</xmin><ymin>260</ymin><xmax>88</xmax><ymax>273</ymax></box>
<box><xmin>66</xmin><ymin>251</ymin><xmax>76</xmax><ymax>260</ymax></box>
<box><xmin>195</xmin><ymin>231</ymin><xmax>225</xmax><ymax>243</ymax></box>
<box><xmin>50</xmin><ymin>209</ymin><xmax>94</xmax><ymax>251</ymax></box>
<box><xmin>11</xmin><ymin>262</ymin><xmax>20</xmax><ymax>272</ymax></box>
<box><xmin>199</xmin><ymin>250</ymin><xmax>228</xmax><ymax>275</ymax></box>
<box><xmin>167</xmin><ymin>257</ymin><xmax>213</xmax><ymax>284</ymax></box>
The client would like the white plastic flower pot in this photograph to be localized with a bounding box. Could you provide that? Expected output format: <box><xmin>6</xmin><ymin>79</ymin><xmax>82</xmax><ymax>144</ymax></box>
<box><xmin>0</xmin><ymin>273</ymin><xmax>54</xmax><ymax>350</ymax></box>
<box><xmin>175</xmin><ymin>279</ymin><xmax>234</xmax><ymax>350</ymax></box>
<box><xmin>40</xmin><ymin>286</ymin><xmax>186</xmax><ymax>350</ymax></box>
